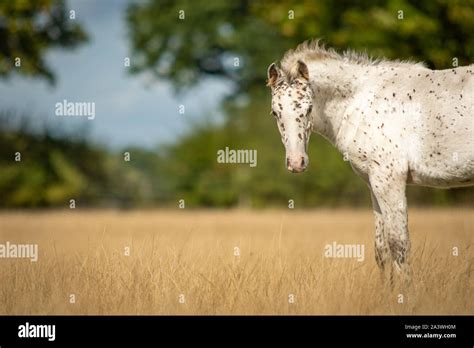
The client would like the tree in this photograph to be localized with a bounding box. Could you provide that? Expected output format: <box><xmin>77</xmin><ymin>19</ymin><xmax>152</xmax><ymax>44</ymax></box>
<box><xmin>126</xmin><ymin>0</ymin><xmax>293</xmax><ymax>93</ymax></box>
<box><xmin>0</xmin><ymin>0</ymin><xmax>87</xmax><ymax>83</ymax></box>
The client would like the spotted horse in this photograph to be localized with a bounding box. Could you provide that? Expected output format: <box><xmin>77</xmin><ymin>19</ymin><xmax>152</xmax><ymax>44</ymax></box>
<box><xmin>266</xmin><ymin>40</ymin><xmax>474</xmax><ymax>284</ymax></box>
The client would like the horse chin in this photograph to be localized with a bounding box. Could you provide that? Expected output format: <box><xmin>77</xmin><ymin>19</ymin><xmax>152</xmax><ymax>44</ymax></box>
<box><xmin>287</xmin><ymin>165</ymin><xmax>307</xmax><ymax>173</ymax></box>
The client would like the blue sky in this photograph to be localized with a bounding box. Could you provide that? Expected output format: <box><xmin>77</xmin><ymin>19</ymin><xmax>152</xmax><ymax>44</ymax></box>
<box><xmin>0</xmin><ymin>0</ymin><xmax>232</xmax><ymax>149</ymax></box>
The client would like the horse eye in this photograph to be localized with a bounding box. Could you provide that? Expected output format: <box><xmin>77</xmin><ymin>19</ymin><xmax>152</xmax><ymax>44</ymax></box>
<box><xmin>308</xmin><ymin>105</ymin><xmax>313</xmax><ymax>114</ymax></box>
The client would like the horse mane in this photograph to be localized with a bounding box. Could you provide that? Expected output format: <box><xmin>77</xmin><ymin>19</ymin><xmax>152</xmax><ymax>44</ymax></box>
<box><xmin>280</xmin><ymin>39</ymin><xmax>425</xmax><ymax>79</ymax></box>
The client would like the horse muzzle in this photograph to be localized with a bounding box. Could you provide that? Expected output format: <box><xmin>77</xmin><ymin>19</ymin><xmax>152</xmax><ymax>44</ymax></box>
<box><xmin>286</xmin><ymin>155</ymin><xmax>308</xmax><ymax>173</ymax></box>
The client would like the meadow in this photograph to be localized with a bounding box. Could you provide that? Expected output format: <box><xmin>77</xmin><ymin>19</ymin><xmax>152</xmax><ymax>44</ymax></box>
<box><xmin>0</xmin><ymin>209</ymin><xmax>472</xmax><ymax>315</ymax></box>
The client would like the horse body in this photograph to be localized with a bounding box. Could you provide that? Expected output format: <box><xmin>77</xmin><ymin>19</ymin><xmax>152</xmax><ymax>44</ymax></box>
<box><xmin>310</xmin><ymin>62</ymin><xmax>474</xmax><ymax>189</ymax></box>
<box><xmin>403</xmin><ymin>66</ymin><xmax>474</xmax><ymax>188</ymax></box>
<box><xmin>267</xmin><ymin>40</ymin><xmax>474</xmax><ymax>283</ymax></box>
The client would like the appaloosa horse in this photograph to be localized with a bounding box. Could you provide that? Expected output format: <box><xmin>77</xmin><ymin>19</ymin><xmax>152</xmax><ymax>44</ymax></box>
<box><xmin>267</xmin><ymin>40</ymin><xmax>474</xmax><ymax>283</ymax></box>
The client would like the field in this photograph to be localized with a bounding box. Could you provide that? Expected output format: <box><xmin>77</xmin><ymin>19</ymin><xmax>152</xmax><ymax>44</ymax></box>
<box><xmin>0</xmin><ymin>209</ymin><xmax>472</xmax><ymax>315</ymax></box>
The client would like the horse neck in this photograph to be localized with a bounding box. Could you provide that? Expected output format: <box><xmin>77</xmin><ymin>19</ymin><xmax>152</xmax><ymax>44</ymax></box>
<box><xmin>306</xmin><ymin>59</ymin><xmax>366</xmax><ymax>150</ymax></box>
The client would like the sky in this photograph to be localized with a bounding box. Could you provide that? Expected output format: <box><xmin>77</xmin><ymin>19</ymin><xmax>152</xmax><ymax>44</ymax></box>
<box><xmin>0</xmin><ymin>0</ymin><xmax>232</xmax><ymax>149</ymax></box>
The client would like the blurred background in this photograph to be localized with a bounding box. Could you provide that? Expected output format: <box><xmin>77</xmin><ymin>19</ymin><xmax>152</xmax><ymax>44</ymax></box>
<box><xmin>0</xmin><ymin>0</ymin><xmax>473</xmax><ymax>209</ymax></box>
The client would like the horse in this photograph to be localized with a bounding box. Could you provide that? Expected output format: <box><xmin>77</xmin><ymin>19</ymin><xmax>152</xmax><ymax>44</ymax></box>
<box><xmin>266</xmin><ymin>40</ymin><xmax>474</xmax><ymax>284</ymax></box>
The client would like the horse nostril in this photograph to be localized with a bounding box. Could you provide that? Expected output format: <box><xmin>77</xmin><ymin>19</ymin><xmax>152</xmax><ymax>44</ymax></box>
<box><xmin>300</xmin><ymin>157</ymin><xmax>305</xmax><ymax>167</ymax></box>
<box><xmin>287</xmin><ymin>158</ymin><xmax>290</xmax><ymax>167</ymax></box>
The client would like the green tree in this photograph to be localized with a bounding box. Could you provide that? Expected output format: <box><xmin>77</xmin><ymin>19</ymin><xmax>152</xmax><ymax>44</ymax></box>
<box><xmin>0</xmin><ymin>0</ymin><xmax>87</xmax><ymax>83</ymax></box>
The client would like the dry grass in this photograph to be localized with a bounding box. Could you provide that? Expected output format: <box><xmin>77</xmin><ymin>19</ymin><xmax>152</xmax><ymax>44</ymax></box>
<box><xmin>0</xmin><ymin>209</ymin><xmax>472</xmax><ymax>315</ymax></box>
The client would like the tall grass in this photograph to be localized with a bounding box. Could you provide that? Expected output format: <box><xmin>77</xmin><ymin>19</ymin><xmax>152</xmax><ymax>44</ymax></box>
<box><xmin>0</xmin><ymin>209</ymin><xmax>472</xmax><ymax>314</ymax></box>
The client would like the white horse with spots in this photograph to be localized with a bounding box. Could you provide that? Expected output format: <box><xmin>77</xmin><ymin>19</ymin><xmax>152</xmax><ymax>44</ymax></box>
<box><xmin>267</xmin><ymin>40</ymin><xmax>473</xmax><ymax>283</ymax></box>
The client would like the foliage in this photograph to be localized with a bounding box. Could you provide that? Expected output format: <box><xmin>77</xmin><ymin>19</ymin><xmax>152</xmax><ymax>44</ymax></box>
<box><xmin>0</xmin><ymin>0</ymin><xmax>87</xmax><ymax>83</ymax></box>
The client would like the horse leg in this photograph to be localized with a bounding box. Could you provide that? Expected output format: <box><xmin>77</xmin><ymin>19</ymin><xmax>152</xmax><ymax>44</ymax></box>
<box><xmin>370</xmin><ymin>189</ymin><xmax>391</xmax><ymax>281</ymax></box>
<box><xmin>369</xmin><ymin>171</ymin><xmax>412</xmax><ymax>286</ymax></box>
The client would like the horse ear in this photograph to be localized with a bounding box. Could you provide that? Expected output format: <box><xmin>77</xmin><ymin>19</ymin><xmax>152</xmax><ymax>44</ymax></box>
<box><xmin>267</xmin><ymin>62</ymin><xmax>279</xmax><ymax>87</ymax></box>
<box><xmin>297</xmin><ymin>60</ymin><xmax>309</xmax><ymax>80</ymax></box>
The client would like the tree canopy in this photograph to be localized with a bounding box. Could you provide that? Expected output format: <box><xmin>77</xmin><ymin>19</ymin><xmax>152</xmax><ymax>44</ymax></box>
<box><xmin>0</xmin><ymin>0</ymin><xmax>87</xmax><ymax>83</ymax></box>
